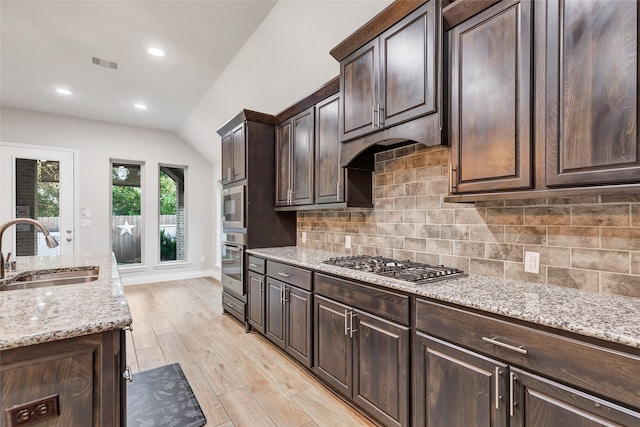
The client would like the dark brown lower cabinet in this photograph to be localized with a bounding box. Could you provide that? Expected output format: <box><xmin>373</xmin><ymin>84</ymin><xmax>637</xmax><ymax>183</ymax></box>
<box><xmin>247</xmin><ymin>270</ymin><xmax>265</xmax><ymax>334</ymax></box>
<box><xmin>265</xmin><ymin>277</ymin><xmax>312</xmax><ymax>368</ymax></box>
<box><xmin>314</xmin><ymin>295</ymin><xmax>409</xmax><ymax>427</ymax></box>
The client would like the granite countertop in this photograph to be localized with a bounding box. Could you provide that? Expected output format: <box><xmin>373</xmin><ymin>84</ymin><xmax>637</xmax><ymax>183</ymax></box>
<box><xmin>247</xmin><ymin>246</ymin><xmax>640</xmax><ymax>350</ymax></box>
<box><xmin>0</xmin><ymin>252</ymin><xmax>132</xmax><ymax>351</ymax></box>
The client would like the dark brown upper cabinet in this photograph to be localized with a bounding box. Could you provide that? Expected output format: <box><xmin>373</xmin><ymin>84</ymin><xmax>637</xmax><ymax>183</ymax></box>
<box><xmin>544</xmin><ymin>0</ymin><xmax>640</xmax><ymax>187</ymax></box>
<box><xmin>275</xmin><ymin>107</ymin><xmax>314</xmax><ymax>207</ymax></box>
<box><xmin>449</xmin><ymin>0</ymin><xmax>533</xmax><ymax>194</ymax></box>
<box><xmin>315</xmin><ymin>93</ymin><xmax>343</xmax><ymax>204</ymax></box>
<box><xmin>340</xmin><ymin>1</ymin><xmax>437</xmax><ymax>142</ymax></box>
<box><xmin>221</xmin><ymin>122</ymin><xmax>246</xmax><ymax>183</ymax></box>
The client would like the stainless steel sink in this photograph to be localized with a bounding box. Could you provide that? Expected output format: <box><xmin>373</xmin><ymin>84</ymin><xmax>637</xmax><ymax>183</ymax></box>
<box><xmin>1</xmin><ymin>268</ymin><xmax>99</xmax><ymax>290</ymax></box>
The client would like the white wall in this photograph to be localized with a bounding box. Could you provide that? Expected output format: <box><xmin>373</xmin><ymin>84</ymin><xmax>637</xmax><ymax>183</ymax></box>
<box><xmin>0</xmin><ymin>107</ymin><xmax>215</xmax><ymax>284</ymax></box>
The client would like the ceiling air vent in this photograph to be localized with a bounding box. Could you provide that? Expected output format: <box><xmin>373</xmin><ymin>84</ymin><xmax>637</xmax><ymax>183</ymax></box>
<box><xmin>92</xmin><ymin>57</ymin><xmax>118</xmax><ymax>70</ymax></box>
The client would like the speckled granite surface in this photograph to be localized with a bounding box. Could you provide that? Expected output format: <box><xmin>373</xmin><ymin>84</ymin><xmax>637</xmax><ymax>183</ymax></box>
<box><xmin>0</xmin><ymin>253</ymin><xmax>132</xmax><ymax>351</ymax></box>
<box><xmin>247</xmin><ymin>247</ymin><xmax>640</xmax><ymax>349</ymax></box>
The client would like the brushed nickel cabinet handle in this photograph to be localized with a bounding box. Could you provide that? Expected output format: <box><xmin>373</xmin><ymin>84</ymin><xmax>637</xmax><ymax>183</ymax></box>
<box><xmin>482</xmin><ymin>336</ymin><xmax>528</xmax><ymax>355</ymax></box>
<box><xmin>349</xmin><ymin>311</ymin><xmax>356</xmax><ymax>338</ymax></box>
<box><xmin>510</xmin><ymin>372</ymin><xmax>516</xmax><ymax>417</ymax></box>
<box><xmin>277</xmin><ymin>272</ymin><xmax>292</xmax><ymax>278</ymax></box>
<box><xmin>495</xmin><ymin>367</ymin><xmax>501</xmax><ymax>410</ymax></box>
<box><xmin>372</xmin><ymin>104</ymin><xmax>376</xmax><ymax>129</ymax></box>
<box><xmin>378</xmin><ymin>104</ymin><xmax>384</xmax><ymax>127</ymax></box>
<box><xmin>344</xmin><ymin>309</ymin><xmax>349</xmax><ymax>336</ymax></box>
<box><xmin>449</xmin><ymin>164</ymin><xmax>458</xmax><ymax>192</ymax></box>
<box><xmin>249</xmin><ymin>263</ymin><xmax>259</xmax><ymax>268</ymax></box>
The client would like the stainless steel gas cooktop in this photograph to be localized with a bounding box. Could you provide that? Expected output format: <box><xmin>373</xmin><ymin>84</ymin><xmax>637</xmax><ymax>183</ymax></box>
<box><xmin>323</xmin><ymin>255</ymin><xmax>466</xmax><ymax>284</ymax></box>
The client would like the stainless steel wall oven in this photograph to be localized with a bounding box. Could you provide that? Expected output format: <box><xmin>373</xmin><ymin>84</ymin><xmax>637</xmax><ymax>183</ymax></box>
<box><xmin>222</xmin><ymin>184</ymin><xmax>245</xmax><ymax>229</ymax></box>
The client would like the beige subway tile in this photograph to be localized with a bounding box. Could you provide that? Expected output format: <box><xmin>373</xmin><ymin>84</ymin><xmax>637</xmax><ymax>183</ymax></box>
<box><xmin>383</xmin><ymin>236</ymin><xmax>404</xmax><ymax>250</ymax></box>
<box><xmin>504</xmin><ymin>226</ymin><xmax>546</xmax><ymax>245</ymax></box>
<box><xmin>440</xmin><ymin>224</ymin><xmax>470</xmax><ymax>240</ymax></box>
<box><xmin>394</xmin><ymin>169</ymin><xmax>416</xmax><ymax>184</ymax></box>
<box><xmin>600</xmin><ymin>273</ymin><xmax>640</xmax><ymax>298</ymax></box>
<box><xmin>377</xmin><ymin>223</ymin><xmax>395</xmax><ymax>236</ymax></box>
<box><xmin>505</xmin><ymin>198</ymin><xmax>547</xmax><ymax>207</ymax></box>
<box><xmin>416</xmin><ymin>224</ymin><xmax>441</xmax><ymax>239</ymax></box>
<box><xmin>393</xmin><ymin>249</ymin><xmax>416</xmax><ymax>261</ymax></box>
<box><xmin>470</xmin><ymin>259</ymin><xmax>504</xmax><ymax>278</ymax></box>
<box><xmin>373</xmin><ymin>187</ymin><xmax>385</xmax><ymax>199</ymax></box>
<box><xmin>439</xmin><ymin>255</ymin><xmax>470</xmax><ymax>272</ymax></box>
<box><xmin>416</xmin><ymin>165</ymin><xmax>445</xmax><ymax>181</ymax></box>
<box><xmin>631</xmin><ymin>252</ymin><xmax>640</xmax><ymax>275</ymax></box>
<box><xmin>601</xmin><ymin>195</ymin><xmax>640</xmax><ymax>203</ymax></box>
<box><xmin>547</xmin><ymin>227</ymin><xmax>598</xmax><ymax>248</ymax></box>
<box><xmin>427</xmin><ymin>239</ymin><xmax>453</xmax><ymax>255</ymax></box>
<box><xmin>344</xmin><ymin>224</ymin><xmax>363</xmax><ymax>233</ymax></box>
<box><xmin>524</xmin><ymin>245</ymin><xmax>570</xmax><ymax>268</ymax></box>
<box><xmin>454</xmin><ymin>208</ymin><xmax>486</xmax><ymax>225</ymax></box>
<box><xmin>374</xmin><ymin>161</ymin><xmax>385</xmax><ymax>173</ymax></box>
<box><xmin>395</xmin><ymin>144</ymin><xmax>416</xmax><ymax>157</ymax></box>
<box><xmin>406</xmin><ymin>182</ymin><xmax>430</xmax><ymax>196</ymax></box>
<box><xmin>428</xmin><ymin>179</ymin><xmax>449</xmax><ymax>195</ymax></box>
<box><xmin>367</xmin><ymin>235</ymin><xmax>385</xmax><ymax>247</ymax></box>
<box><xmin>406</xmin><ymin>153</ymin><xmax>429</xmax><ymax>169</ymax></box>
<box><xmin>427</xmin><ymin>149</ymin><xmax>449</xmax><ymax>166</ymax></box>
<box><xmin>547</xmin><ymin>196</ymin><xmax>600</xmax><ymax>205</ymax></box>
<box><xmin>375</xmin><ymin>198</ymin><xmax>394</xmax><ymax>210</ymax></box>
<box><xmin>426</xmin><ymin>209</ymin><xmax>454</xmax><ymax>224</ymax></box>
<box><xmin>376</xmin><ymin>247</ymin><xmax>394</xmax><ymax>258</ymax></box>
<box><xmin>486</xmin><ymin>208</ymin><xmax>524</xmax><ymax>225</ymax></box>
<box><xmin>417</xmin><ymin>252</ymin><xmax>441</xmax><ymax>265</ymax></box>
<box><xmin>571</xmin><ymin>249</ymin><xmax>629</xmax><ymax>273</ymax></box>
<box><xmin>376</xmin><ymin>150</ymin><xmax>395</xmax><ymax>162</ymax></box>
<box><xmin>385</xmin><ymin>210</ymin><xmax>404</xmax><ymax>224</ymax></box>
<box><xmin>414</xmin><ymin>143</ymin><xmax>430</xmax><ymax>153</ymax></box>
<box><xmin>571</xmin><ymin>204</ymin><xmax>629</xmax><ymax>226</ymax></box>
<box><xmin>360</xmin><ymin>223</ymin><xmax>377</xmax><ymax>234</ymax></box>
<box><xmin>404</xmin><ymin>210</ymin><xmax>427</xmax><ymax>223</ymax></box>
<box><xmin>475</xmin><ymin>200</ymin><xmax>506</xmax><ymax>208</ymax></box>
<box><xmin>524</xmin><ymin>206</ymin><xmax>570</xmax><ymax>225</ymax></box>
<box><xmin>601</xmin><ymin>228</ymin><xmax>640</xmax><ymax>251</ymax></box>
<box><xmin>453</xmin><ymin>241</ymin><xmax>485</xmax><ymax>258</ymax></box>
<box><xmin>469</xmin><ymin>225</ymin><xmax>504</xmax><ymax>242</ymax></box>
<box><xmin>384</xmin><ymin>158</ymin><xmax>406</xmax><ymax>173</ymax></box>
<box><xmin>547</xmin><ymin>267</ymin><xmax>599</xmax><ymax>292</ymax></box>
<box><xmin>374</xmin><ymin>172</ymin><xmax>393</xmax><ymax>186</ymax></box>
<box><xmin>632</xmin><ymin>205</ymin><xmax>640</xmax><ymax>227</ymax></box>
<box><xmin>486</xmin><ymin>243</ymin><xmax>523</xmax><ymax>262</ymax></box>
<box><xmin>394</xmin><ymin>223</ymin><xmax>415</xmax><ymax>237</ymax></box>
<box><xmin>505</xmin><ymin>263</ymin><xmax>546</xmax><ymax>284</ymax></box>
<box><xmin>416</xmin><ymin>195</ymin><xmax>442</xmax><ymax>209</ymax></box>
<box><xmin>384</xmin><ymin>184</ymin><xmax>405</xmax><ymax>198</ymax></box>
<box><xmin>394</xmin><ymin>196</ymin><xmax>417</xmax><ymax>210</ymax></box>
<box><xmin>350</xmin><ymin>211</ymin><xmax>368</xmax><ymax>222</ymax></box>
<box><xmin>404</xmin><ymin>237</ymin><xmax>427</xmax><ymax>252</ymax></box>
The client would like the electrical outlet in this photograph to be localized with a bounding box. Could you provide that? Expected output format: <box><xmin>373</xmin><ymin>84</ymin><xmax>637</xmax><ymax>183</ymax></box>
<box><xmin>302</xmin><ymin>232</ymin><xmax>307</xmax><ymax>243</ymax></box>
<box><xmin>345</xmin><ymin>235</ymin><xmax>352</xmax><ymax>249</ymax></box>
<box><xmin>524</xmin><ymin>251</ymin><xmax>540</xmax><ymax>274</ymax></box>
<box><xmin>200</xmin><ymin>256</ymin><xmax>205</xmax><ymax>262</ymax></box>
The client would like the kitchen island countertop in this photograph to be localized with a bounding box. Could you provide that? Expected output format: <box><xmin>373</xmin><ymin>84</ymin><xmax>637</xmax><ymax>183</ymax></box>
<box><xmin>0</xmin><ymin>252</ymin><xmax>131</xmax><ymax>351</ymax></box>
<box><xmin>248</xmin><ymin>246</ymin><xmax>640</xmax><ymax>350</ymax></box>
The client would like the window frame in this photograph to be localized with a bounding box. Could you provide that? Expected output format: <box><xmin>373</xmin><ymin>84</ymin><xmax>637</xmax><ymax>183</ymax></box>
<box><xmin>158</xmin><ymin>163</ymin><xmax>188</xmax><ymax>265</ymax></box>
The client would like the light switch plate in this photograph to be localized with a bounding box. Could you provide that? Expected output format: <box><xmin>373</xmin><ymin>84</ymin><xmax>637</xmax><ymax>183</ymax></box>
<box><xmin>302</xmin><ymin>232</ymin><xmax>307</xmax><ymax>243</ymax></box>
<box><xmin>345</xmin><ymin>235</ymin><xmax>351</xmax><ymax>249</ymax></box>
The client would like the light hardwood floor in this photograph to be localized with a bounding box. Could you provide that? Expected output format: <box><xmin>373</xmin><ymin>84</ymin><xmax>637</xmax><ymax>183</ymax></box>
<box><xmin>124</xmin><ymin>277</ymin><xmax>376</xmax><ymax>427</ymax></box>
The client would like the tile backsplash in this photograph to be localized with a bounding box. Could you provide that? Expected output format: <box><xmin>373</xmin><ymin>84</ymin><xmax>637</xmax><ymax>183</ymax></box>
<box><xmin>297</xmin><ymin>144</ymin><xmax>640</xmax><ymax>299</ymax></box>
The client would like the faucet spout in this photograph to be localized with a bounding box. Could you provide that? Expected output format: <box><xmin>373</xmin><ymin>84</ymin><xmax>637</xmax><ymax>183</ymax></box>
<box><xmin>0</xmin><ymin>218</ymin><xmax>59</xmax><ymax>279</ymax></box>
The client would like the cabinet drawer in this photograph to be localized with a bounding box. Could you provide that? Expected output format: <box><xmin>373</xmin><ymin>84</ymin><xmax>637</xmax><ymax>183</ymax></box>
<box><xmin>416</xmin><ymin>299</ymin><xmax>640</xmax><ymax>409</ymax></box>
<box><xmin>223</xmin><ymin>291</ymin><xmax>245</xmax><ymax>322</ymax></box>
<box><xmin>247</xmin><ymin>256</ymin><xmax>266</xmax><ymax>274</ymax></box>
<box><xmin>266</xmin><ymin>261</ymin><xmax>312</xmax><ymax>291</ymax></box>
<box><xmin>315</xmin><ymin>273</ymin><xmax>409</xmax><ymax>326</ymax></box>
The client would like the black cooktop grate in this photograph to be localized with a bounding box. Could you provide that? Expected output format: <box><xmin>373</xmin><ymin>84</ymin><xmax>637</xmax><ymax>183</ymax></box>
<box><xmin>323</xmin><ymin>255</ymin><xmax>465</xmax><ymax>284</ymax></box>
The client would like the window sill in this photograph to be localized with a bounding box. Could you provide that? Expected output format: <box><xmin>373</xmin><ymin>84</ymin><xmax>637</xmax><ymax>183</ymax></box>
<box><xmin>118</xmin><ymin>265</ymin><xmax>150</xmax><ymax>273</ymax></box>
<box><xmin>155</xmin><ymin>261</ymin><xmax>193</xmax><ymax>270</ymax></box>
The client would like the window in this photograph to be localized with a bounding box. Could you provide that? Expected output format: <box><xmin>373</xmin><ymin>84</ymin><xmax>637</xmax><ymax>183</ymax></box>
<box><xmin>111</xmin><ymin>161</ymin><xmax>143</xmax><ymax>265</ymax></box>
<box><xmin>159</xmin><ymin>165</ymin><xmax>186</xmax><ymax>262</ymax></box>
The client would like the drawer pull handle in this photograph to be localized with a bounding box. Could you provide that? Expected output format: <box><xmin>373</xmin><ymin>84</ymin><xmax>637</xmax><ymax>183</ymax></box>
<box><xmin>277</xmin><ymin>272</ymin><xmax>292</xmax><ymax>278</ymax></box>
<box><xmin>482</xmin><ymin>337</ymin><xmax>528</xmax><ymax>355</ymax></box>
<box><xmin>249</xmin><ymin>263</ymin><xmax>260</xmax><ymax>268</ymax></box>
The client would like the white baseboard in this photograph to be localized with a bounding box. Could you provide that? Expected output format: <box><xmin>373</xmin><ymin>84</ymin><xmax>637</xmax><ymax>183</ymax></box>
<box><xmin>122</xmin><ymin>269</ymin><xmax>218</xmax><ymax>286</ymax></box>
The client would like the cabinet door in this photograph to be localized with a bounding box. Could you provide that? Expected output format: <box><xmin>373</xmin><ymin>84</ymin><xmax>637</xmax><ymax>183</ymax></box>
<box><xmin>511</xmin><ymin>368</ymin><xmax>640</xmax><ymax>427</ymax></box>
<box><xmin>275</xmin><ymin>121</ymin><xmax>292</xmax><ymax>206</ymax></box>
<box><xmin>315</xmin><ymin>94</ymin><xmax>343</xmax><ymax>204</ymax></box>
<box><xmin>313</xmin><ymin>295</ymin><xmax>352</xmax><ymax>396</ymax></box>
<box><xmin>291</xmin><ymin>108</ymin><xmax>314</xmax><ymax>205</ymax></box>
<box><xmin>353</xmin><ymin>310</ymin><xmax>410</xmax><ymax>427</ymax></box>
<box><xmin>341</xmin><ymin>39</ymin><xmax>378</xmax><ymax>141</ymax></box>
<box><xmin>265</xmin><ymin>278</ymin><xmax>285</xmax><ymax>349</ymax></box>
<box><xmin>221</xmin><ymin>132</ymin><xmax>233</xmax><ymax>182</ymax></box>
<box><xmin>413</xmin><ymin>333</ymin><xmax>508</xmax><ymax>427</ymax></box>
<box><xmin>380</xmin><ymin>1</ymin><xmax>436</xmax><ymax>128</ymax></box>
<box><xmin>247</xmin><ymin>271</ymin><xmax>265</xmax><ymax>334</ymax></box>
<box><xmin>545</xmin><ymin>0</ymin><xmax>640</xmax><ymax>187</ymax></box>
<box><xmin>449</xmin><ymin>0</ymin><xmax>532</xmax><ymax>193</ymax></box>
<box><xmin>285</xmin><ymin>286</ymin><xmax>312</xmax><ymax>368</ymax></box>
<box><xmin>231</xmin><ymin>122</ymin><xmax>245</xmax><ymax>182</ymax></box>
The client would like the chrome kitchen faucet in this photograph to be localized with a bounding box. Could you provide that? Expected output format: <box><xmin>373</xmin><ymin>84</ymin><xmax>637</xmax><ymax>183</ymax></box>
<box><xmin>0</xmin><ymin>218</ymin><xmax>59</xmax><ymax>279</ymax></box>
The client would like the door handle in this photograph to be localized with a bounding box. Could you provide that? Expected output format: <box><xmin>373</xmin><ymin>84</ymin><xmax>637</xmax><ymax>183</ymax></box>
<box><xmin>344</xmin><ymin>309</ymin><xmax>349</xmax><ymax>336</ymax></box>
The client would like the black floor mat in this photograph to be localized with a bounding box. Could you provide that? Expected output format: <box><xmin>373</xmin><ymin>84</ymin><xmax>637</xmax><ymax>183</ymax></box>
<box><xmin>127</xmin><ymin>363</ymin><xmax>206</xmax><ymax>427</ymax></box>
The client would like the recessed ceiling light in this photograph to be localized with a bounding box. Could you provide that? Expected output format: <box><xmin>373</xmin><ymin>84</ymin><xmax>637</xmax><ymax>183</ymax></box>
<box><xmin>134</xmin><ymin>103</ymin><xmax>147</xmax><ymax>110</ymax></box>
<box><xmin>56</xmin><ymin>88</ymin><xmax>72</xmax><ymax>95</ymax></box>
<box><xmin>147</xmin><ymin>47</ymin><xmax>165</xmax><ymax>57</ymax></box>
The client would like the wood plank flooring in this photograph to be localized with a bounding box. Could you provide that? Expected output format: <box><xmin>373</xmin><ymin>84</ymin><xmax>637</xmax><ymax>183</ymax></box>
<box><xmin>124</xmin><ymin>277</ymin><xmax>376</xmax><ymax>427</ymax></box>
